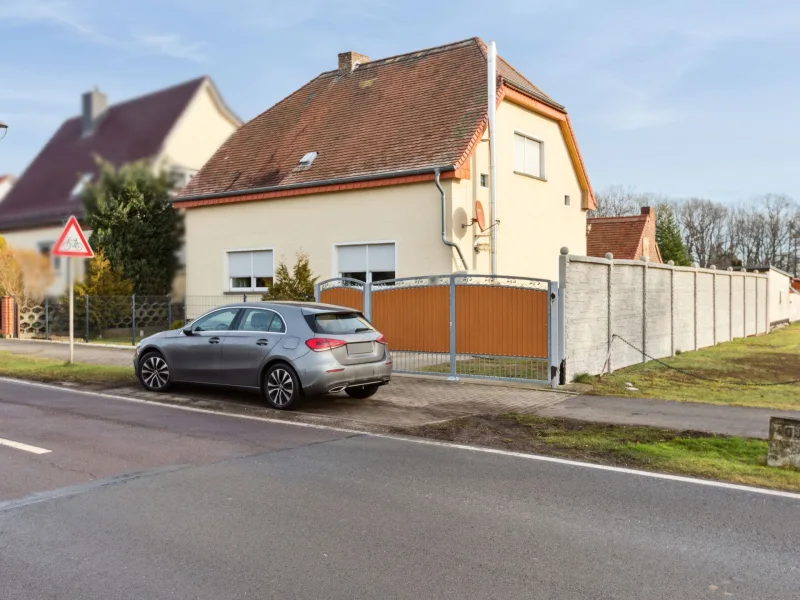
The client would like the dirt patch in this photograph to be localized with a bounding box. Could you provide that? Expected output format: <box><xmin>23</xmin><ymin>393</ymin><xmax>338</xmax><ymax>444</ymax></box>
<box><xmin>395</xmin><ymin>414</ymin><xmax>716</xmax><ymax>468</ymax></box>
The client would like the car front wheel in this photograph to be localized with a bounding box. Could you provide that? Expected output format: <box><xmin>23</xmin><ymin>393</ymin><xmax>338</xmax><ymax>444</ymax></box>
<box><xmin>138</xmin><ymin>351</ymin><xmax>172</xmax><ymax>392</ymax></box>
<box><xmin>345</xmin><ymin>384</ymin><xmax>380</xmax><ymax>400</ymax></box>
<box><xmin>263</xmin><ymin>364</ymin><xmax>302</xmax><ymax>410</ymax></box>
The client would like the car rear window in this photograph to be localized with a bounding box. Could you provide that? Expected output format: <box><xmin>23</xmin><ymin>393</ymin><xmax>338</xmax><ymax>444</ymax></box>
<box><xmin>305</xmin><ymin>312</ymin><xmax>374</xmax><ymax>335</ymax></box>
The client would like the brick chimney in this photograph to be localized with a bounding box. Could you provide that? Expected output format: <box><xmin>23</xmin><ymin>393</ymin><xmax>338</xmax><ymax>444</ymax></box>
<box><xmin>640</xmin><ymin>206</ymin><xmax>652</xmax><ymax>215</ymax></box>
<box><xmin>338</xmin><ymin>51</ymin><xmax>370</xmax><ymax>75</ymax></box>
<box><xmin>82</xmin><ymin>87</ymin><xmax>108</xmax><ymax>136</ymax></box>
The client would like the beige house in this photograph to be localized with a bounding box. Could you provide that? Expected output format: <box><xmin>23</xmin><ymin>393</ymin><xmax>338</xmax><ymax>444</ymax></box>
<box><xmin>176</xmin><ymin>38</ymin><xmax>594</xmax><ymax>297</ymax></box>
<box><xmin>0</xmin><ymin>77</ymin><xmax>240</xmax><ymax>297</ymax></box>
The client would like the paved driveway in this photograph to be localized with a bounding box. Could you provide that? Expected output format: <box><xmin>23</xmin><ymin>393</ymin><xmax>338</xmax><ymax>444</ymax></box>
<box><xmin>0</xmin><ymin>340</ymin><xmax>569</xmax><ymax>427</ymax></box>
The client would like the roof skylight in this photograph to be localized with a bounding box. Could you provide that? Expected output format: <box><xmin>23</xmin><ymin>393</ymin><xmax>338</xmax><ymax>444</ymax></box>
<box><xmin>297</xmin><ymin>152</ymin><xmax>318</xmax><ymax>169</ymax></box>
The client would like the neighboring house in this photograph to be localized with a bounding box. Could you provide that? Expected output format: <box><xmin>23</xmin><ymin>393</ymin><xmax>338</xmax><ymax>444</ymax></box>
<box><xmin>744</xmin><ymin>265</ymin><xmax>798</xmax><ymax>327</ymax></box>
<box><xmin>0</xmin><ymin>77</ymin><xmax>241</xmax><ymax>297</ymax></box>
<box><xmin>586</xmin><ymin>207</ymin><xmax>663</xmax><ymax>263</ymax></box>
<box><xmin>0</xmin><ymin>175</ymin><xmax>14</xmax><ymax>203</ymax></box>
<box><xmin>175</xmin><ymin>37</ymin><xmax>594</xmax><ymax>297</ymax></box>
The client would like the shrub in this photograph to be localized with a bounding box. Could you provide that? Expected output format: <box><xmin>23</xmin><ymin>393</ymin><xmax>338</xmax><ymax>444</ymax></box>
<box><xmin>262</xmin><ymin>252</ymin><xmax>319</xmax><ymax>301</ymax></box>
<box><xmin>169</xmin><ymin>319</ymin><xmax>184</xmax><ymax>330</ymax></box>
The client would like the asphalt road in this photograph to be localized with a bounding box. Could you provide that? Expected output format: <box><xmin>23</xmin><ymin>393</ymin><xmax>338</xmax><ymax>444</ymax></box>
<box><xmin>1</xmin><ymin>379</ymin><xmax>798</xmax><ymax>599</ymax></box>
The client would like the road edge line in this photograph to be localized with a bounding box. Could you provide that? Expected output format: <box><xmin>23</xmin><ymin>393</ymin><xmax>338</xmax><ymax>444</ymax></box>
<box><xmin>3</xmin><ymin>377</ymin><xmax>799</xmax><ymax>501</ymax></box>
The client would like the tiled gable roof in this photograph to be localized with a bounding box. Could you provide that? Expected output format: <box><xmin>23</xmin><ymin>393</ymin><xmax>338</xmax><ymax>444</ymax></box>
<box><xmin>179</xmin><ymin>37</ymin><xmax>564</xmax><ymax>200</ymax></box>
<box><xmin>587</xmin><ymin>211</ymin><xmax>662</xmax><ymax>262</ymax></box>
<box><xmin>0</xmin><ymin>77</ymin><xmax>206</xmax><ymax>231</ymax></box>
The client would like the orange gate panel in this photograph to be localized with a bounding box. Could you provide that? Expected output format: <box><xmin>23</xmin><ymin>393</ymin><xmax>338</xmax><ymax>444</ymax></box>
<box><xmin>371</xmin><ymin>286</ymin><xmax>449</xmax><ymax>353</ymax></box>
<box><xmin>455</xmin><ymin>286</ymin><xmax>548</xmax><ymax>358</ymax></box>
<box><xmin>320</xmin><ymin>287</ymin><xmax>363</xmax><ymax>312</ymax></box>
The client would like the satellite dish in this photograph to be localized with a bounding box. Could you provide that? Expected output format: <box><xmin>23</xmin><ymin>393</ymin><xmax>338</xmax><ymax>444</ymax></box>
<box><xmin>475</xmin><ymin>201</ymin><xmax>487</xmax><ymax>231</ymax></box>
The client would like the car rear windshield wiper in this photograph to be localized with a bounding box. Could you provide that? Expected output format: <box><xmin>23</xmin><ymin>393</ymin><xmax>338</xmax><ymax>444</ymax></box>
<box><xmin>355</xmin><ymin>327</ymin><xmax>373</xmax><ymax>333</ymax></box>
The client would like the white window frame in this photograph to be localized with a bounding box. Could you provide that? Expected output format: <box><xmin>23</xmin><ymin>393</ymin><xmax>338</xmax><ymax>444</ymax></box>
<box><xmin>513</xmin><ymin>131</ymin><xmax>545</xmax><ymax>180</ymax></box>
<box><xmin>224</xmin><ymin>247</ymin><xmax>275</xmax><ymax>293</ymax></box>
<box><xmin>332</xmin><ymin>240</ymin><xmax>398</xmax><ymax>284</ymax></box>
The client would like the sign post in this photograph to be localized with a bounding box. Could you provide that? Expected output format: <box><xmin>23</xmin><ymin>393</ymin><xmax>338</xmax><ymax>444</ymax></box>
<box><xmin>52</xmin><ymin>216</ymin><xmax>94</xmax><ymax>364</ymax></box>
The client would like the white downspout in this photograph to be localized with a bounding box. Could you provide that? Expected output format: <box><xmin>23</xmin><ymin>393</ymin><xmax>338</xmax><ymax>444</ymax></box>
<box><xmin>487</xmin><ymin>41</ymin><xmax>498</xmax><ymax>276</ymax></box>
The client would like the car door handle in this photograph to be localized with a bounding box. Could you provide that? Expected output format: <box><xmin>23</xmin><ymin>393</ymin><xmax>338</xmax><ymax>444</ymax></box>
<box><xmin>208</xmin><ymin>337</ymin><xmax>220</xmax><ymax>344</ymax></box>
<box><xmin>256</xmin><ymin>339</ymin><xmax>269</xmax><ymax>346</ymax></box>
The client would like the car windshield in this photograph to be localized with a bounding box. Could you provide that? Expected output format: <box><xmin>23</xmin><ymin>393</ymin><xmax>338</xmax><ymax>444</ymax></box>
<box><xmin>308</xmin><ymin>312</ymin><xmax>374</xmax><ymax>335</ymax></box>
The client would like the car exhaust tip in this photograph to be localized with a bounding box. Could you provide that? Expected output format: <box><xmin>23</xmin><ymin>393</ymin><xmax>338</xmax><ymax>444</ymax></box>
<box><xmin>328</xmin><ymin>386</ymin><xmax>346</xmax><ymax>394</ymax></box>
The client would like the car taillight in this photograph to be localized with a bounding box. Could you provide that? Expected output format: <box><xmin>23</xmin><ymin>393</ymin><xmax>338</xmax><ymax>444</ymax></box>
<box><xmin>305</xmin><ymin>338</ymin><xmax>347</xmax><ymax>352</ymax></box>
<box><xmin>376</xmin><ymin>335</ymin><xmax>388</xmax><ymax>345</ymax></box>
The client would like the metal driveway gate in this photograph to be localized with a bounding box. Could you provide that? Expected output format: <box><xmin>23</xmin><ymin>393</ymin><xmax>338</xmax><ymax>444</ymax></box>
<box><xmin>316</xmin><ymin>274</ymin><xmax>560</xmax><ymax>386</ymax></box>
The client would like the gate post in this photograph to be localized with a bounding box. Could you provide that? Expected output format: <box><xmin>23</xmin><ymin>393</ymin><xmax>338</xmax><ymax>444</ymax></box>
<box><xmin>548</xmin><ymin>281</ymin><xmax>559</xmax><ymax>388</ymax></box>
<box><xmin>448</xmin><ymin>275</ymin><xmax>458</xmax><ymax>381</ymax></box>
<box><xmin>364</xmin><ymin>281</ymin><xmax>372</xmax><ymax>321</ymax></box>
<box><xmin>314</xmin><ymin>282</ymin><xmax>321</xmax><ymax>303</ymax></box>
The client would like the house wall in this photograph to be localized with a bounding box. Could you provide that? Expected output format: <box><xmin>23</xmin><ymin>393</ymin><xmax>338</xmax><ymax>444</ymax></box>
<box><xmin>562</xmin><ymin>254</ymin><xmax>770</xmax><ymax>378</ymax></box>
<box><xmin>492</xmin><ymin>99</ymin><xmax>587</xmax><ymax>281</ymax></box>
<box><xmin>1</xmin><ymin>225</ymin><xmax>89</xmax><ymax>296</ymax></box>
<box><xmin>184</xmin><ymin>182</ymin><xmax>456</xmax><ymax>301</ymax></box>
<box><xmin>159</xmin><ymin>81</ymin><xmax>240</xmax><ymax>172</ymax></box>
<box><xmin>0</xmin><ymin>178</ymin><xmax>13</xmax><ymax>203</ymax></box>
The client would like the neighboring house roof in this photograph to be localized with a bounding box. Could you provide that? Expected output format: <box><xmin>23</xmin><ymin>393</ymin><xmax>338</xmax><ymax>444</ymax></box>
<box><xmin>176</xmin><ymin>37</ymin><xmax>594</xmax><ymax>210</ymax></box>
<box><xmin>0</xmin><ymin>77</ymin><xmax>208</xmax><ymax>232</ymax></box>
<box><xmin>587</xmin><ymin>207</ymin><xmax>663</xmax><ymax>263</ymax></box>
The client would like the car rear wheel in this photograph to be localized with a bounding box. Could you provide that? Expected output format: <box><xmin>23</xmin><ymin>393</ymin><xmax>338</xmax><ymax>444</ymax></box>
<box><xmin>138</xmin><ymin>351</ymin><xmax>172</xmax><ymax>392</ymax></box>
<box><xmin>263</xmin><ymin>364</ymin><xmax>302</xmax><ymax>410</ymax></box>
<box><xmin>345</xmin><ymin>384</ymin><xmax>380</xmax><ymax>400</ymax></box>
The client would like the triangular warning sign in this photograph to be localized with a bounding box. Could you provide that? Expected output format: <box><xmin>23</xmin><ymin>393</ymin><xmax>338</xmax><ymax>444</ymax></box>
<box><xmin>52</xmin><ymin>216</ymin><xmax>94</xmax><ymax>258</ymax></box>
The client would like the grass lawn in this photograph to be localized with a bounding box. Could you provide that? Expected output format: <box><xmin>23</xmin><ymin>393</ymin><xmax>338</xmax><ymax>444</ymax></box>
<box><xmin>398</xmin><ymin>414</ymin><xmax>800</xmax><ymax>492</ymax></box>
<box><xmin>579</xmin><ymin>324</ymin><xmax>800</xmax><ymax>410</ymax></box>
<box><xmin>0</xmin><ymin>351</ymin><xmax>136</xmax><ymax>386</ymax></box>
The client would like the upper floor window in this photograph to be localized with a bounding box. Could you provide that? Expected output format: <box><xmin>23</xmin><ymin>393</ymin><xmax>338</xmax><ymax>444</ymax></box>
<box><xmin>514</xmin><ymin>133</ymin><xmax>544</xmax><ymax>179</ymax></box>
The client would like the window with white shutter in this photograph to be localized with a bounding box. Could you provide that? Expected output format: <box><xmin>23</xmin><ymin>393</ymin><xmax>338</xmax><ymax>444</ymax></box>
<box><xmin>513</xmin><ymin>132</ymin><xmax>544</xmax><ymax>179</ymax></box>
<box><xmin>336</xmin><ymin>243</ymin><xmax>396</xmax><ymax>284</ymax></box>
<box><xmin>227</xmin><ymin>250</ymin><xmax>274</xmax><ymax>291</ymax></box>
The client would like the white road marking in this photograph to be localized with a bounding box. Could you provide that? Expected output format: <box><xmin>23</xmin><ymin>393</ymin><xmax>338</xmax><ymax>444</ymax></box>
<box><xmin>0</xmin><ymin>436</ymin><xmax>51</xmax><ymax>455</ymax></box>
<box><xmin>2</xmin><ymin>377</ymin><xmax>800</xmax><ymax>501</ymax></box>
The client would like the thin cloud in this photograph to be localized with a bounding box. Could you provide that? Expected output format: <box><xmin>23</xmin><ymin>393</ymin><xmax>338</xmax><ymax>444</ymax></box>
<box><xmin>134</xmin><ymin>33</ymin><xmax>207</xmax><ymax>62</ymax></box>
<box><xmin>0</xmin><ymin>0</ymin><xmax>116</xmax><ymax>45</ymax></box>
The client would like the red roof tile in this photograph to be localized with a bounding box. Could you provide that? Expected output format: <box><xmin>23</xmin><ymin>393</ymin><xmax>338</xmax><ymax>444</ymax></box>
<box><xmin>0</xmin><ymin>77</ymin><xmax>206</xmax><ymax>231</ymax></box>
<box><xmin>587</xmin><ymin>209</ymin><xmax>662</xmax><ymax>262</ymax></box>
<box><xmin>179</xmin><ymin>37</ymin><xmax>564</xmax><ymax>200</ymax></box>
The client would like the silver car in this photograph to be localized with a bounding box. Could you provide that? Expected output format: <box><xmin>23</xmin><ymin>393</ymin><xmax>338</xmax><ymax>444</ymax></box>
<box><xmin>133</xmin><ymin>301</ymin><xmax>392</xmax><ymax>409</ymax></box>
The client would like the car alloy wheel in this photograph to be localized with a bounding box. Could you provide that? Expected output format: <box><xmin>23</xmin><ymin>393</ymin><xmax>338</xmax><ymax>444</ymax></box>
<box><xmin>265</xmin><ymin>366</ymin><xmax>298</xmax><ymax>409</ymax></box>
<box><xmin>140</xmin><ymin>353</ymin><xmax>171</xmax><ymax>391</ymax></box>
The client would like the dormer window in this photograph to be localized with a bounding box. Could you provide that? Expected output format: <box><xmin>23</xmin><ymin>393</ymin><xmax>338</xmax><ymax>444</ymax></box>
<box><xmin>295</xmin><ymin>151</ymin><xmax>318</xmax><ymax>171</ymax></box>
<box><xmin>70</xmin><ymin>173</ymin><xmax>93</xmax><ymax>199</ymax></box>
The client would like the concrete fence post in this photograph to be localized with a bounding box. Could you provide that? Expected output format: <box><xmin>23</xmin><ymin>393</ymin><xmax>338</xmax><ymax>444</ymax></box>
<box><xmin>728</xmin><ymin>267</ymin><xmax>733</xmax><ymax>341</ymax></box>
<box><xmin>692</xmin><ymin>262</ymin><xmax>699</xmax><ymax>350</ymax></box>
<box><xmin>711</xmin><ymin>265</ymin><xmax>717</xmax><ymax>345</ymax></box>
<box><xmin>668</xmin><ymin>261</ymin><xmax>675</xmax><ymax>356</ymax></box>
<box><xmin>605</xmin><ymin>252</ymin><xmax>614</xmax><ymax>373</ymax></box>
<box><xmin>558</xmin><ymin>248</ymin><xmax>569</xmax><ymax>383</ymax></box>
<box><xmin>755</xmin><ymin>274</ymin><xmax>760</xmax><ymax>334</ymax></box>
<box><xmin>742</xmin><ymin>268</ymin><xmax>747</xmax><ymax>336</ymax></box>
<box><xmin>641</xmin><ymin>256</ymin><xmax>648</xmax><ymax>363</ymax></box>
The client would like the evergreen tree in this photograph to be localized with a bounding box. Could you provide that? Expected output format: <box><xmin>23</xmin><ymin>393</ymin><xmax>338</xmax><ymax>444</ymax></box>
<box><xmin>656</xmin><ymin>204</ymin><xmax>690</xmax><ymax>265</ymax></box>
<box><xmin>83</xmin><ymin>159</ymin><xmax>183</xmax><ymax>295</ymax></box>
<box><xmin>264</xmin><ymin>253</ymin><xmax>319</xmax><ymax>301</ymax></box>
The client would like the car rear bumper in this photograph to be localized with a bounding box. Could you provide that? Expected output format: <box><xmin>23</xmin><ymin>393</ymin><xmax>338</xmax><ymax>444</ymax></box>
<box><xmin>297</xmin><ymin>349</ymin><xmax>393</xmax><ymax>396</ymax></box>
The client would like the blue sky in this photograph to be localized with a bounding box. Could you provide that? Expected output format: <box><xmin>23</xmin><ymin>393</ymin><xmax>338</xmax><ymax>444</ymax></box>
<box><xmin>1</xmin><ymin>0</ymin><xmax>798</xmax><ymax>202</ymax></box>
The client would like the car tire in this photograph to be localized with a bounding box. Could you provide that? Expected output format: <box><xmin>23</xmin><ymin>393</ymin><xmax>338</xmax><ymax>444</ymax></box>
<box><xmin>262</xmin><ymin>363</ymin><xmax>302</xmax><ymax>410</ymax></box>
<box><xmin>345</xmin><ymin>384</ymin><xmax>380</xmax><ymax>400</ymax></box>
<box><xmin>138</xmin><ymin>351</ymin><xmax>173</xmax><ymax>392</ymax></box>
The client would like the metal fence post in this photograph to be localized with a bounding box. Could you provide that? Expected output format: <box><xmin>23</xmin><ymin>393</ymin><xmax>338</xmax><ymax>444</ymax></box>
<box><xmin>548</xmin><ymin>281</ymin><xmax>559</xmax><ymax>388</ymax></box>
<box><xmin>448</xmin><ymin>275</ymin><xmax>458</xmax><ymax>381</ymax></box>
<box><xmin>167</xmin><ymin>295</ymin><xmax>172</xmax><ymax>329</ymax></box>
<box><xmin>85</xmin><ymin>295</ymin><xmax>89</xmax><ymax>343</ymax></box>
<box><xmin>13</xmin><ymin>296</ymin><xmax>18</xmax><ymax>339</ymax></box>
<box><xmin>131</xmin><ymin>294</ymin><xmax>136</xmax><ymax>346</ymax></box>
<box><xmin>558</xmin><ymin>248</ymin><xmax>569</xmax><ymax>383</ymax></box>
<box><xmin>314</xmin><ymin>283</ymin><xmax>321</xmax><ymax>303</ymax></box>
<box><xmin>45</xmin><ymin>297</ymin><xmax>50</xmax><ymax>340</ymax></box>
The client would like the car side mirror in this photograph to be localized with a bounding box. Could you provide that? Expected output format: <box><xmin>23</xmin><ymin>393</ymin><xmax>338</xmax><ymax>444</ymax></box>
<box><xmin>182</xmin><ymin>326</ymin><xmax>194</xmax><ymax>336</ymax></box>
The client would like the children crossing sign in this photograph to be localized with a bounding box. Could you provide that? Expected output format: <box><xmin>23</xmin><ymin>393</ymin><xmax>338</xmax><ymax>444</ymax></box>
<box><xmin>53</xmin><ymin>215</ymin><xmax>94</xmax><ymax>363</ymax></box>
<box><xmin>52</xmin><ymin>216</ymin><xmax>94</xmax><ymax>258</ymax></box>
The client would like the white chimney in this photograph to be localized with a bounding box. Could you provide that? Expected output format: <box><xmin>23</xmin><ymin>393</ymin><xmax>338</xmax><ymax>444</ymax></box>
<box><xmin>82</xmin><ymin>87</ymin><xmax>107</xmax><ymax>136</ymax></box>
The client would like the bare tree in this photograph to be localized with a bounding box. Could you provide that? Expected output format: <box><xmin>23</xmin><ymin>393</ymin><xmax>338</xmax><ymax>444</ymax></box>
<box><xmin>591</xmin><ymin>185</ymin><xmax>655</xmax><ymax>217</ymax></box>
<box><xmin>677</xmin><ymin>198</ymin><xmax>728</xmax><ymax>267</ymax></box>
